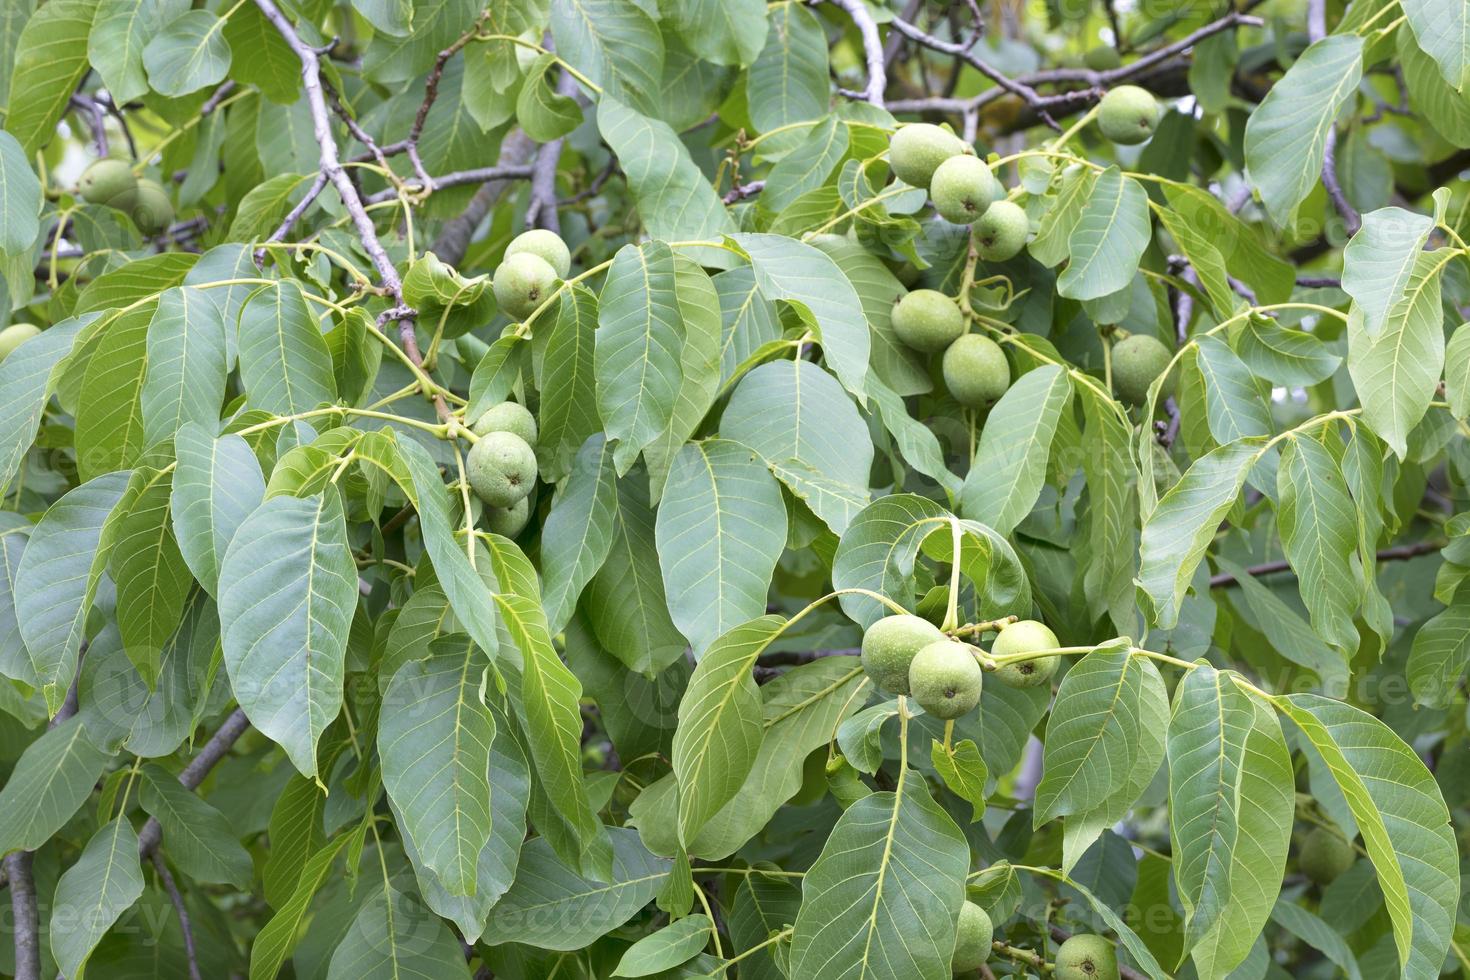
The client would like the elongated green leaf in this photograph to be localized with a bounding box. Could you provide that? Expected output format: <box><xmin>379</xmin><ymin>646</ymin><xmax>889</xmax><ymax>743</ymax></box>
<box><xmin>672</xmin><ymin>616</ymin><xmax>780</xmax><ymax>844</ymax></box>
<box><xmin>0</xmin><ymin>129</ymin><xmax>40</xmax><ymax>254</ymax></box>
<box><xmin>1269</xmin><ymin>900</ymin><xmax>1361</xmax><ymax>980</ymax></box>
<box><xmin>0</xmin><ymin>520</ymin><xmax>29</xmax><ymax>688</ymax></box>
<box><xmin>1057</xmin><ymin>168</ymin><xmax>1152</xmax><ymax>300</ymax></box>
<box><xmin>248</xmin><ymin>834</ymin><xmax>352</xmax><ymax>980</ymax></box>
<box><xmin>596</xmin><ymin>241</ymin><xmax>685</xmax><ymax>474</ymax></box>
<box><xmin>643</xmin><ymin>254</ymin><xmax>724</xmax><ymax>499</ymax></box>
<box><xmin>238</xmin><ymin>282</ymin><xmax>337</xmax><ymax>416</ymax></box>
<box><xmin>597</xmin><ymin>100</ymin><xmax>734</xmax><ymax>253</ymax></box>
<box><xmin>663</xmin><ymin>0</ymin><xmax>765</xmax><ymax>65</ymax></box>
<box><xmin>540</xmin><ymin>436</ymin><xmax>617</xmax><ymax>634</ymax></box>
<box><xmin>481</xmin><ymin>827</ymin><xmax>671</xmax><ymax>950</ymax></box>
<box><xmin>5</xmin><ymin>0</ymin><xmax>98</xmax><ymax>155</ymax></box>
<box><xmin>142</xmin><ymin>7</ymin><xmax>230</xmax><ymax>97</ymax></box>
<box><xmin>1233</xmin><ymin>316</ymin><xmax>1341</xmax><ymax>387</ymax></box>
<box><xmin>170</xmin><ymin>422</ymin><xmax>266</xmax><ymax>596</ymax></box>
<box><xmin>1138</xmin><ymin>438</ymin><xmax>1264</xmax><ymax>629</ymax></box>
<box><xmin>0</xmin><ymin>716</ymin><xmax>111</xmax><ymax>854</ymax></box>
<box><xmin>1214</xmin><ymin>556</ymin><xmax>1347</xmax><ymax>694</ymax></box>
<box><xmin>1243</xmin><ymin>34</ymin><xmax>1364</xmax><ymax>224</ymax></box>
<box><xmin>1274</xmin><ymin>694</ymin><xmax>1459</xmax><ymax>979</ymax></box>
<box><xmin>1342</xmin><ymin>207</ymin><xmax>1436</xmax><ymax>339</ymax></box>
<box><xmin>789</xmin><ymin>773</ymin><xmax>970</xmax><ymax>980</ymax></box>
<box><xmin>1444</xmin><ymin>322</ymin><xmax>1470</xmax><ymax>419</ymax></box>
<box><xmin>74</xmin><ymin>302</ymin><xmax>153</xmax><ymax>480</ymax></box>
<box><xmin>1036</xmin><ymin>642</ymin><xmax>1164</xmax><ymax>824</ymax></box>
<box><xmin>1276</xmin><ymin>435</ymin><xmax>1360</xmax><ymax>655</ymax></box>
<box><xmin>1347</xmin><ymin>249</ymin><xmax>1449</xmax><ymax>458</ymax></box>
<box><xmin>1401</xmin><ymin>0</ymin><xmax>1470</xmax><ymax>91</ymax></box>
<box><xmin>1188</xmin><ymin>694</ymin><xmax>1293</xmax><ymax>980</ymax></box>
<box><xmin>747</xmin><ymin>1</ymin><xmax>829</xmax><ymax>131</ymax></box>
<box><xmin>551</xmin><ymin>0</ymin><xmax>662</xmax><ymax>114</ymax></box>
<box><xmin>50</xmin><ymin>816</ymin><xmax>144</xmax><ymax>979</ymax></box>
<box><xmin>729</xmin><ymin>233</ymin><xmax>870</xmax><ymax>399</ymax></box>
<box><xmin>761</xmin><ymin>115</ymin><xmax>848</xmax><ymax>212</ymax></box>
<box><xmin>219</xmin><ymin>491</ymin><xmax>357</xmax><ymax>778</ymax></box>
<box><xmin>139</xmin><ymin>762</ymin><xmax>252</xmax><ymax>887</ymax></box>
<box><xmin>0</xmin><ymin>313</ymin><xmax>89</xmax><ymax>496</ymax></box>
<box><xmin>961</xmin><ymin>364</ymin><xmax>1070</xmax><ymax>534</ymax></box>
<box><xmin>656</xmin><ymin>440</ymin><xmax>787</xmax><ymax>655</ymax></box>
<box><xmin>90</xmin><ymin>0</ymin><xmax>189</xmax><ymax>103</ymax></box>
<box><xmin>141</xmin><ymin>286</ymin><xmax>228</xmax><ymax>447</ymax></box>
<box><xmin>1407</xmin><ymin>594</ymin><xmax>1470</xmax><ymax>708</ymax></box>
<box><xmin>535</xmin><ymin>285</ymin><xmax>601</xmax><ymax>476</ymax></box>
<box><xmin>809</xmin><ymin>234</ymin><xmax>929</xmax><ymax>397</ymax></box>
<box><xmin>324</xmin><ymin>881</ymin><xmax>472</xmax><ymax>980</ymax></box>
<box><xmin>380</xmin><ymin>635</ymin><xmax>495</xmax><ymax>898</ymax></box>
<box><xmin>614</xmin><ymin>914</ymin><xmax>712</xmax><ymax>976</ymax></box>
<box><xmin>721</xmin><ymin>359</ymin><xmax>872</xmax><ymax>533</ymax></box>
<box><xmin>1194</xmin><ymin>335</ymin><xmax>1272</xmax><ymax>446</ymax></box>
<box><xmin>14</xmin><ymin>470</ymin><xmax>130</xmax><ymax>712</ymax></box>
<box><xmin>109</xmin><ymin>465</ymin><xmax>193</xmax><ymax>687</ymax></box>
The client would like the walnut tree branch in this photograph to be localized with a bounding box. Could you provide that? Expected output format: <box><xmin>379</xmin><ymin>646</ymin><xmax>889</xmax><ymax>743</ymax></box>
<box><xmin>825</xmin><ymin>0</ymin><xmax>887</xmax><ymax>106</ymax></box>
<box><xmin>150</xmin><ymin>851</ymin><xmax>203</xmax><ymax>980</ymax></box>
<box><xmin>1209</xmin><ymin>541</ymin><xmax>1442</xmax><ymax>588</ymax></box>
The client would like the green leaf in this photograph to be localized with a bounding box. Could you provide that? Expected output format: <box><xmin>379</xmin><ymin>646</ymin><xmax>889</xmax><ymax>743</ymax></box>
<box><xmin>540</xmin><ymin>435</ymin><xmax>617</xmax><ymax>634</ymax></box>
<box><xmin>139</xmin><ymin>762</ymin><xmax>253</xmax><ymax>888</ymax></box>
<box><xmin>1274</xmin><ymin>694</ymin><xmax>1460</xmax><ymax>979</ymax></box>
<box><xmin>0</xmin><ymin>313</ymin><xmax>89</xmax><ymax>496</ymax></box>
<box><xmin>1407</xmin><ymin>593</ymin><xmax>1470</xmax><ymax>708</ymax></box>
<box><xmin>0</xmin><ymin>716</ymin><xmax>111</xmax><ymax>853</ymax></box>
<box><xmin>867</xmin><ymin>376</ymin><xmax>963</xmax><ymax>495</ymax></box>
<box><xmin>248</xmin><ymin>835</ymin><xmax>352</xmax><ymax>980</ymax></box>
<box><xmin>671</xmin><ymin>616</ymin><xmax>779</xmax><ymax>844</ymax></box>
<box><xmin>1028</xmin><ymin>868</ymin><xmax>1171</xmax><ymax>980</ymax></box>
<box><xmin>481</xmin><ymin>827</ymin><xmax>671</xmax><ymax>950</ymax></box>
<box><xmin>656</xmin><ymin>440</ymin><xmax>788</xmax><ymax>655</ymax></box>
<box><xmin>238</xmin><ymin>282</ymin><xmax>338</xmax><ymax>416</ymax></box>
<box><xmin>535</xmin><ymin>286</ymin><xmax>601</xmax><ymax>476</ymax></box>
<box><xmin>14</xmin><ymin>470</ymin><xmax>130</xmax><ymax>713</ymax></box>
<box><xmin>597</xmin><ymin>100</ymin><xmax>735</xmax><ymax>257</ymax></box>
<box><xmin>380</xmin><ymin>634</ymin><xmax>495</xmax><ymax>898</ymax></box>
<box><xmin>324</xmin><ymin>882</ymin><xmax>472</xmax><ymax>980</ymax></box>
<box><xmin>761</xmin><ymin>115</ymin><xmax>849</xmax><ymax>212</ymax></box>
<box><xmin>1276</xmin><ymin>435</ymin><xmax>1360</xmax><ymax>656</ymax></box>
<box><xmin>1233</xmin><ymin>315</ymin><xmax>1341</xmax><ymax>387</ymax></box>
<box><xmin>170</xmin><ymin>422</ymin><xmax>266</xmax><ymax>596</ymax></box>
<box><xmin>1186</xmin><ymin>693</ymin><xmax>1294</xmax><ymax>980</ymax></box>
<box><xmin>728</xmin><ymin>234</ymin><xmax>871</xmax><ymax>399</ymax></box>
<box><xmin>961</xmin><ymin>364</ymin><xmax>1071</xmax><ymax>535</ymax></box>
<box><xmin>49</xmin><ymin>816</ymin><xmax>145</xmax><ymax>979</ymax></box>
<box><xmin>141</xmin><ymin>7</ymin><xmax>230</xmax><ymax>97</ymax></box>
<box><xmin>1268</xmin><ymin>900</ymin><xmax>1362</xmax><ymax>980</ymax></box>
<box><xmin>1213</xmin><ymin>556</ymin><xmax>1348</xmax><ymax>695</ymax></box>
<box><xmin>219</xmin><ymin>491</ymin><xmax>357</xmax><ymax>778</ymax></box>
<box><xmin>1057</xmin><ymin>167</ymin><xmax>1152</xmax><ymax>301</ymax></box>
<box><xmin>808</xmin><ymin>234</ymin><xmax>929</xmax><ymax>397</ymax></box>
<box><xmin>465</xmin><ymin>333</ymin><xmax>526</xmax><ymax>429</ymax></box>
<box><xmin>221</xmin><ymin>1</ymin><xmax>299</xmax><ymax>104</ymax></box>
<box><xmin>1347</xmin><ymin>249</ymin><xmax>1449</xmax><ymax>457</ymax></box>
<box><xmin>1342</xmin><ymin>207</ymin><xmax>1437</xmax><ymax>339</ymax></box>
<box><xmin>516</xmin><ymin>52</ymin><xmax>581</xmax><ymax>141</ymax></box>
<box><xmin>0</xmin><ymin>129</ymin><xmax>40</xmax><ymax>254</ymax></box>
<box><xmin>1138</xmin><ymin>438</ymin><xmax>1265</xmax><ymax>629</ymax></box>
<box><xmin>5</xmin><ymin>0</ymin><xmax>98</xmax><ymax>156</ymax></box>
<box><xmin>1036</xmin><ymin>642</ymin><xmax>1164</xmax><ymax>824</ymax></box>
<box><xmin>1243</xmin><ymin>34</ymin><xmax>1364</xmax><ymax>224</ymax></box>
<box><xmin>551</xmin><ymin>0</ymin><xmax>662</xmax><ymax>114</ymax></box>
<box><xmin>109</xmin><ymin>465</ymin><xmax>193</xmax><ymax>688</ymax></box>
<box><xmin>74</xmin><ymin>301</ymin><xmax>153</xmax><ymax>480</ymax></box>
<box><xmin>746</xmin><ymin>1</ymin><xmax>829</xmax><ymax>131</ymax></box>
<box><xmin>788</xmin><ymin>773</ymin><xmax>970</xmax><ymax>980</ymax></box>
<box><xmin>1079</xmin><ymin>389</ymin><xmax>1135</xmax><ymax>627</ymax></box>
<box><xmin>1401</xmin><ymin>0</ymin><xmax>1470</xmax><ymax>91</ymax></box>
<box><xmin>1444</xmin><ymin>322</ymin><xmax>1470</xmax><ymax>419</ymax></box>
<box><xmin>1193</xmin><ymin>335</ymin><xmax>1272</xmax><ymax>446</ymax></box>
<box><xmin>643</xmin><ymin>254</ymin><xmax>724</xmax><ymax>499</ymax></box>
<box><xmin>721</xmin><ymin>360</ymin><xmax>872</xmax><ymax>533</ymax></box>
<box><xmin>931</xmin><ymin>737</ymin><xmax>988</xmax><ymax>821</ymax></box>
<box><xmin>360</xmin><ymin>0</ymin><xmax>480</xmax><ymax>84</ymax></box>
<box><xmin>613</xmin><ymin>914</ymin><xmax>712</xmax><ymax>976</ymax></box>
<box><xmin>596</xmin><ymin>241</ymin><xmax>685</xmax><ymax>475</ymax></box>
<box><xmin>662</xmin><ymin>0</ymin><xmax>765</xmax><ymax>65</ymax></box>
<box><xmin>141</xmin><ymin>286</ymin><xmax>229</xmax><ymax>448</ymax></box>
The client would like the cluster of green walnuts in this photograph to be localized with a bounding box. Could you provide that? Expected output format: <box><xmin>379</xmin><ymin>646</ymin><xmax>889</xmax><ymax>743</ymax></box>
<box><xmin>884</xmin><ymin>86</ymin><xmax>1173</xmax><ymax>411</ymax></box>
<box><xmin>459</xmin><ymin>229</ymin><xmax>576</xmax><ymax>536</ymax></box>
<box><xmin>76</xmin><ymin>158</ymin><xmax>175</xmax><ymax>235</ymax></box>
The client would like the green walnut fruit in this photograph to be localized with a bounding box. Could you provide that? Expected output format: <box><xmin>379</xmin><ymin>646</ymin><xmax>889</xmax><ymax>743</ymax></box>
<box><xmin>1111</xmin><ymin>333</ymin><xmax>1174</xmax><ymax>406</ymax></box>
<box><xmin>505</xmin><ymin>228</ymin><xmax>571</xmax><ymax>278</ymax></box>
<box><xmin>1300</xmin><ymin>827</ymin><xmax>1356</xmax><ymax>886</ymax></box>
<box><xmin>126</xmin><ymin>178</ymin><xmax>174</xmax><ymax>235</ymax></box>
<box><xmin>889</xmin><ymin>123</ymin><xmax>965</xmax><ymax>189</ymax></box>
<box><xmin>1097</xmin><ymin>85</ymin><xmax>1161</xmax><ymax>145</ymax></box>
<box><xmin>974</xmin><ymin>200</ymin><xmax>1028</xmax><ymax>261</ymax></box>
<box><xmin>493</xmin><ymin>252</ymin><xmax>559</xmax><ymax>320</ymax></box>
<box><xmin>0</xmin><ymin>323</ymin><xmax>42</xmax><ymax>362</ymax></box>
<box><xmin>466</xmin><ymin>431</ymin><xmax>537</xmax><ymax>507</ymax></box>
<box><xmin>950</xmin><ymin>901</ymin><xmax>993</xmax><ymax>974</ymax></box>
<box><xmin>942</xmin><ymin>334</ymin><xmax>1010</xmax><ymax>407</ymax></box>
<box><xmin>930</xmin><ymin>155</ymin><xmax>999</xmax><ymax>225</ymax></box>
<box><xmin>990</xmin><ymin>619</ymin><xmax>1060</xmax><ymax>688</ymax></box>
<box><xmin>1055</xmin><ymin>934</ymin><xmax>1119</xmax><ymax>980</ymax></box>
<box><xmin>1083</xmin><ymin>46</ymin><xmax>1122</xmax><ymax>71</ymax></box>
<box><xmin>908</xmin><ymin>640</ymin><xmax>983</xmax><ymax>720</ymax></box>
<box><xmin>486</xmin><ymin>496</ymin><xmax>530</xmax><ymax>538</ymax></box>
<box><xmin>892</xmin><ymin>289</ymin><xmax>964</xmax><ymax>353</ymax></box>
<box><xmin>77</xmin><ymin>159</ymin><xmax>137</xmax><ymax>205</ymax></box>
<box><xmin>473</xmin><ymin>401</ymin><xmax>538</xmax><ymax>446</ymax></box>
<box><xmin>861</xmin><ymin>614</ymin><xmax>945</xmax><ymax>695</ymax></box>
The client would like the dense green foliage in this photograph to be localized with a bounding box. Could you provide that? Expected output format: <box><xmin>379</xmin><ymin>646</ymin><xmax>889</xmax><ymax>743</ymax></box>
<box><xmin>0</xmin><ymin>0</ymin><xmax>1468</xmax><ymax>978</ymax></box>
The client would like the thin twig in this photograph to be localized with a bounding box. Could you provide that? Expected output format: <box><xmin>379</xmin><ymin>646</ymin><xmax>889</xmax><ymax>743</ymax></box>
<box><xmin>889</xmin><ymin>15</ymin><xmax>1058</xmax><ymax>130</ymax></box>
<box><xmin>362</xmin><ymin>164</ymin><xmax>535</xmax><ymax>205</ymax></box>
<box><xmin>1209</xmin><ymin>541</ymin><xmax>1442</xmax><ymax>588</ymax></box>
<box><xmin>430</xmin><ymin>129</ymin><xmax>540</xmax><ymax>266</ymax></box>
<box><xmin>68</xmin><ymin>94</ymin><xmax>108</xmax><ymax>157</ymax></box>
<box><xmin>723</xmin><ymin>180</ymin><xmax>766</xmax><ymax>204</ymax></box>
<box><xmin>826</xmin><ymin>0</ymin><xmax>887</xmax><ymax>106</ymax></box>
<box><xmin>151</xmin><ymin>851</ymin><xmax>203</xmax><ymax>980</ymax></box>
<box><xmin>263</xmin><ymin>172</ymin><xmax>328</xmax><ymax>246</ymax></box>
